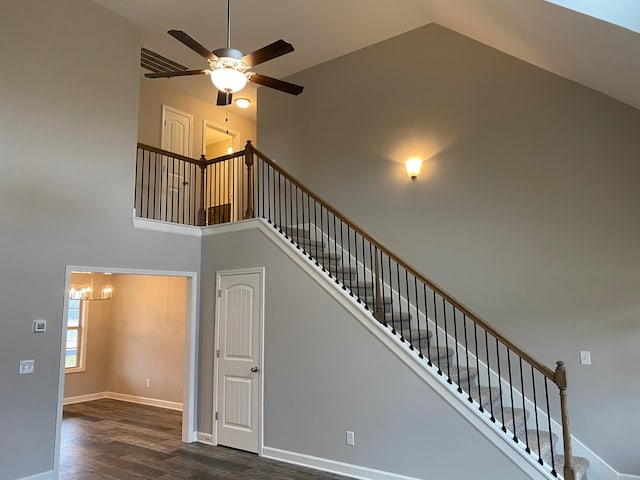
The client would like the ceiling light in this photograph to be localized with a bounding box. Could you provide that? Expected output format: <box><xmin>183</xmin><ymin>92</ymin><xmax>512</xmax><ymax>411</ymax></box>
<box><xmin>210</xmin><ymin>65</ymin><xmax>248</xmax><ymax>93</ymax></box>
<box><xmin>235</xmin><ymin>98</ymin><xmax>251</xmax><ymax>109</ymax></box>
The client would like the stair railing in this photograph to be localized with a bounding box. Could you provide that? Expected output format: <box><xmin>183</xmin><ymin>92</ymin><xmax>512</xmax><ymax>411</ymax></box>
<box><xmin>134</xmin><ymin>141</ymin><xmax>576</xmax><ymax>480</ymax></box>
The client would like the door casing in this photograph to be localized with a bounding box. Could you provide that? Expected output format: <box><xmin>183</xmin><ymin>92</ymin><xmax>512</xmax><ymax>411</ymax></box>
<box><xmin>213</xmin><ymin>267</ymin><xmax>265</xmax><ymax>454</ymax></box>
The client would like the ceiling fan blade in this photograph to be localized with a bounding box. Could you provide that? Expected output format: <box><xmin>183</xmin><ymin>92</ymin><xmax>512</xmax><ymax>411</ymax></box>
<box><xmin>217</xmin><ymin>91</ymin><xmax>233</xmax><ymax>106</ymax></box>
<box><xmin>144</xmin><ymin>69</ymin><xmax>208</xmax><ymax>79</ymax></box>
<box><xmin>249</xmin><ymin>74</ymin><xmax>304</xmax><ymax>95</ymax></box>
<box><xmin>242</xmin><ymin>39</ymin><xmax>294</xmax><ymax>67</ymax></box>
<box><xmin>168</xmin><ymin>30</ymin><xmax>217</xmax><ymax>61</ymax></box>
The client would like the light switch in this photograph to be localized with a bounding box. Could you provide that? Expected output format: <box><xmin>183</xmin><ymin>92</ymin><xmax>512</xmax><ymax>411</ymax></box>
<box><xmin>580</xmin><ymin>351</ymin><xmax>591</xmax><ymax>366</ymax></box>
<box><xmin>19</xmin><ymin>360</ymin><xmax>35</xmax><ymax>374</ymax></box>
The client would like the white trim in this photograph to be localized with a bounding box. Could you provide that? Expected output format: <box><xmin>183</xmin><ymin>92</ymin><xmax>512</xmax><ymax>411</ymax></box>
<box><xmin>54</xmin><ymin>265</ymin><xmax>199</xmax><ymax>480</ymax></box>
<box><xmin>132</xmin><ymin>216</ymin><xmax>203</xmax><ymax>236</ymax></box>
<box><xmin>16</xmin><ymin>471</ymin><xmax>53</xmax><ymax>480</ymax></box>
<box><xmin>197</xmin><ymin>432</ymin><xmax>214</xmax><ymax>445</ymax></box>
<box><xmin>63</xmin><ymin>391</ymin><xmax>183</xmax><ymax>410</ymax></box>
<box><xmin>619</xmin><ymin>474</ymin><xmax>640</xmax><ymax>480</ymax></box>
<box><xmin>106</xmin><ymin>392</ymin><xmax>183</xmax><ymax>411</ymax></box>
<box><xmin>213</xmin><ymin>267</ymin><xmax>265</xmax><ymax>455</ymax></box>
<box><xmin>263</xmin><ymin>447</ymin><xmax>423</xmax><ymax>480</ymax></box>
<box><xmin>63</xmin><ymin>392</ymin><xmax>107</xmax><ymax>405</ymax></box>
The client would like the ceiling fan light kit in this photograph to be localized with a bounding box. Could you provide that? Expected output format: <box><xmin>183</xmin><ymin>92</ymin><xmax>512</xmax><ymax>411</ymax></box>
<box><xmin>144</xmin><ymin>0</ymin><xmax>303</xmax><ymax>106</ymax></box>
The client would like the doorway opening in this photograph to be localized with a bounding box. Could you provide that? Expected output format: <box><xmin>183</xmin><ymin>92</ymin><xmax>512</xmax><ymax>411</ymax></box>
<box><xmin>54</xmin><ymin>266</ymin><xmax>198</xmax><ymax>478</ymax></box>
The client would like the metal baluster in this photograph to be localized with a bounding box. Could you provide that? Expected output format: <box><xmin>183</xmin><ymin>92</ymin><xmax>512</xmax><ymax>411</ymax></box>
<box><xmin>485</xmin><ymin>331</ymin><xmax>494</xmax><ymax>419</ymax></box>
<box><xmin>422</xmin><ymin>284</ymin><xmax>430</xmax><ymax>363</ymax></box>
<box><xmin>463</xmin><ymin>314</ymin><xmax>472</xmax><ymax>401</ymax></box>
<box><xmin>520</xmin><ymin>358</ymin><xmax>530</xmax><ymax>452</ymax></box>
<box><xmin>474</xmin><ymin>323</ymin><xmax>482</xmax><ymax>409</ymax></box>
<box><xmin>442</xmin><ymin>298</ymin><xmax>451</xmax><ymax>381</ymax></box>
<box><xmin>432</xmin><ymin>291</ymin><xmax>441</xmax><ymax>373</ymax></box>
<box><xmin>404</xmin><ymin>270</ymin><xmax>413</xmax><ymax>349</ymax></box>
<box><xmin>532</xmin><ymin>366</ymin><xmax>543</xmax><ymax>465</ymax></box>
<box><xmin>496</xmin><ymin>339</ymin><xmax>506</xmax><ymax>429</ymax></box>
<box><xmin>544</xmin><ymin>378</ymin><xmax>557</xmax><ymax>476</ymax></box>
<box><xmin>453</xmin><ymin>307</ymin><xmax>461</xmax><ymax>390</ymax></box>
<box><xmin>414</xmin><ymin>276</ymin><xmax>421</xmax><ymax>356</ymax></box>
<box><xmin>507</xmin><ymin>349</ymin><xmax>517</xmax><ymax>440</ymax></box>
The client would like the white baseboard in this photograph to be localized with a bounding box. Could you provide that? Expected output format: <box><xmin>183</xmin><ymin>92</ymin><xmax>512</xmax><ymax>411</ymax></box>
<box><xmin>196</xmin><ymin>432</ymin><xmax>214</xmax><ymax>445</ymax></box>
<box><xmin>63</xmin><ymin>392</ymin><xmax>107</xmax><ymax>405</ymax></box>
<box><xmin>619</xmin><ymin>474</ymin><xmax>640</xmax><ymax>480</ymax></box>
<box><xmin>106</xmin><ymin>392</ymin><xmax>183</xmax><ymax>411</ymax></box>
<box><xmin>263</xmin><ymin>446</ymin><xmax>422</xmax><ymax>480</ymax></box>
<box><xmin>63</xmin><ymin>391</ymin><xmax>182</xmax><ymax>411</ymax></box>
<box><xmin>16</xmin><ymin>471</ymin><xmax>53</xmax><ymax>480</ymax></box>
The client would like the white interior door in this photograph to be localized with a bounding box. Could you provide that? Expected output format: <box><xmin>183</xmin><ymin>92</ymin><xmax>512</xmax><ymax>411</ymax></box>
<box><xmin>159</xmin><ymin>105</ymin><xmax>193</xmax><ymax>222</ymax></box>
<box><xmin>215</xmin><ymin>269</ymin><xmax>263</xmax><ymax>453</ymax></box>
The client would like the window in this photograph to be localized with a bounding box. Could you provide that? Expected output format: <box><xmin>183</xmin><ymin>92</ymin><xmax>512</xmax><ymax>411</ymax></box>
<box><xmin>66</xmin><ymin>293</ymin><xmax>87</xmax><ymax>372</ymax></box>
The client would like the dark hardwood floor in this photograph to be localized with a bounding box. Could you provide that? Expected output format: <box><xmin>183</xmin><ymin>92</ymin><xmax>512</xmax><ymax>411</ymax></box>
<box><xmin>61</xmin><ymin>399</ymin><xmax>351</xmax><ymax>480</ymax></box>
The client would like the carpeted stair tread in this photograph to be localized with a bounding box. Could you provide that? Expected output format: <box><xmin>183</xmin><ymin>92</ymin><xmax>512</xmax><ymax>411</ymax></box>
<box><xmin>381</xmin><ymin>313</ymin><xmax>412</xmax><ymax>330</ymax></box>
<box><xmin>500</xmin><ymin>407</ymin><xmax>529</xmax><ymax>438</ymax></box>
<box><xmin>525</xmin><ymin>430</ymin><xmax>559</xmax><ymax>462</ymax></box>
<box><xmin>360</xmin><ymin>295</ymin><xmax>393</xmax><ymax>307</ymax></box>
<box><xmin>474</xmin><ymin>386</ymin><xmax>504</xmax><ymax>412</ymax></box>
<box><xmin>399</xmin><ymin>328</ymin><xmax>432</xmax><ymax>349</ymax></box>
<box><xmin>554</xmin><ymin>455</ymin><xmax>590</xmax><ymax>480</ymax></box>
<box><xmin>447</xmin><ymin>366</ymin><xmax>480</xmax><ymax>389</ymax></box>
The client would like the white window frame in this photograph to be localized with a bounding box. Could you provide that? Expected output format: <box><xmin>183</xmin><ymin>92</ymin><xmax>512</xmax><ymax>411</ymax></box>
<box><xmin>65</xmin><ymin>293</ymin><xmax>88</xmax><ymax>374</ymax></box>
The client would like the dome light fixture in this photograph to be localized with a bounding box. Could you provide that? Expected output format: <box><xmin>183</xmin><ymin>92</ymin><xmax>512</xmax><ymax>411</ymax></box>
<box><xmin>210</xmin><ymin>66</ymin><xmax>248</xmax><ymax>93</ymax></box>
<box><xmin>235</xmin><ymin>97</ymin><xmax>251</xmax><ymax>109</ymax></box>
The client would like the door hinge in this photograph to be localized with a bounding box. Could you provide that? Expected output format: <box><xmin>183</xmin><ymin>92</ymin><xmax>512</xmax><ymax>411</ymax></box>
<box><xmin>215</xmin><ymin>412</ymin><xmax>218</xmax><ymax>421</ymax></box>
<box><xmin>217</xmin><ymin>289</ymin><xmax>221</xmax><ymax>298</ymax></box>
<box><xmin>216</xmin><ymin>349</ymin><xmax>220</xmax><ymax>358</ymax></box>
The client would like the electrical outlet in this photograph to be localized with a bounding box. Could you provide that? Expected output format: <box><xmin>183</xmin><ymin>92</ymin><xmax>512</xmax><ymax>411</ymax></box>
<box><xmin>580</xmin><ymin>351</ymin><xmax>591</xmax><ymax>365</ymax></box>
<box><xmin>33</xmin><ymin>319</ymin><xmax>46</xmax><ymax>333</ymax></box>
<box><xmin>346</xmin><ymin>431</ymin><xmax>355</xmax><ymax>446</ymax></box>
<box><xmin>19</xmin><ymin>360</ymin><xmax>35</xmax><ymax>375</ymax></box>
<box><xmin>145</xmin><ymin>378</ymin><xmax>151</xmax><ymax>387</ymax></box>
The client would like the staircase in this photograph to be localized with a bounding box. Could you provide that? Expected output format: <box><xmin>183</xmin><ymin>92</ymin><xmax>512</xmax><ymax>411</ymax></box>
<box><xmin>281</xmin><ymin>224</ymin><xmax>590</xmax><ymax>480</ymax></box>
<box><xmin>134</xmin><ymin>141</ymin><xmax>592</xmax><ymax>480</ymax></box>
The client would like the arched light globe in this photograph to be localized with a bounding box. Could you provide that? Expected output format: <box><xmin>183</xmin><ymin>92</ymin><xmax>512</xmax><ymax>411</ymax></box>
<box><xmin>210</xmin><ymin>67</ymin><xmax>247</xmax><ymax>93</ymax></box>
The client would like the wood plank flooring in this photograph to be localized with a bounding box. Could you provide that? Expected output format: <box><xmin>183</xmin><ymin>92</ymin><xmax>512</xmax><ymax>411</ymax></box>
<box><xmin>61</xmin><ymin>399</ymin><xmax>352</xmax><ymax>480</ymax></box>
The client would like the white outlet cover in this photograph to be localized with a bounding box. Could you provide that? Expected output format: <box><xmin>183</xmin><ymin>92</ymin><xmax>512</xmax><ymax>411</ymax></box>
<box><xmin>346</xmin><ymin>431</ymin><xmax>355</xmax><ymax>446</ymax></box>
<box><xmin>33</xmin><ymin>319</ymin><xmax>46</xmax><ymax>333</ymax></box>
<box><xmin>19</xmin><ymin>360</ymin><xmax>35</xmax><ymax>374</ymax></box>
<box><xmin>580</xmin><ymin>351</ymin><xmax>591</xmax><ymax>365</ymax></box>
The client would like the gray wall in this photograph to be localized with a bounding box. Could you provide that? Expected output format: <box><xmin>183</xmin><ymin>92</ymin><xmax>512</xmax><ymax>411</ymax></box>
<box><xmin>257</xmin><ymin>24</ymin><xmax>640</xmax><ymax>475</ymax></box>
<box><xmin>200</xmin><ymin>226</ymin><xmax>527</xmax><ymax>479</ymax></box>
<box><xmin>0</xmin><ymin>1</ymin><xmax>200</xmax><ymax>478</ymax></box>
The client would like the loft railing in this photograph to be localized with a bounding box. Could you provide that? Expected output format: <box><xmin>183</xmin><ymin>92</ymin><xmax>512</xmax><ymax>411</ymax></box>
<box><xmin>135</xmin><ymin>142</ymin><xmax>577</xmax><ymax>480</ymax></box>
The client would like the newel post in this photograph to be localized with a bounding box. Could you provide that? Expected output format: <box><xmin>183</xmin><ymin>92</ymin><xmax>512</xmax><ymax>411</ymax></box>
<box><xmin>244</xmin><ymin>140</ymin><xmax>255</xmax><ymax>219</ymax></box>
<box><xmin>555</xmin><ymin>361</ymin><xmax>576</xmax><ymax>480</ymax></box>
<box><xmin>197</xmin><ymin>155</ymin><xmax>207</xmax><ymax>226</ymax></box>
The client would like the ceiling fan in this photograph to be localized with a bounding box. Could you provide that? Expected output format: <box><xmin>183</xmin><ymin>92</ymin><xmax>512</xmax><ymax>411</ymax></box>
<box><xmin>144</xmin><ymin>0</ymin><xmax>304</xmax><ymax>106</ymax></box>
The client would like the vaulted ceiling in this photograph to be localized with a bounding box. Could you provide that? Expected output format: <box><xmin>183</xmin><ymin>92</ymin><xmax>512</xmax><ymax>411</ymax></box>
<box><xmin>94</xmin><ymin>0</ymin><xmax>640</xmax><ymax>118</ymax></box>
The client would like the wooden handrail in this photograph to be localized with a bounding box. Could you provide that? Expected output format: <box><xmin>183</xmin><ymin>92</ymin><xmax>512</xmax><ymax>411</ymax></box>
<box><xmin>137</xmin><ymin>143</ymin><xmax>204</xmax><ymax>166</ymax></box>
<box><xmin>248</xmin><ymin>143</ymin><xmax>556</xmax><ymax>381</ymax></box>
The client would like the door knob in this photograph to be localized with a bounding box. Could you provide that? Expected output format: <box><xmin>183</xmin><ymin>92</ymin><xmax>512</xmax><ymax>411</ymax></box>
<box><xmin>250</xmin><ymin>366</ymin><xmax>259</xmax><ymax>373</ymax></box>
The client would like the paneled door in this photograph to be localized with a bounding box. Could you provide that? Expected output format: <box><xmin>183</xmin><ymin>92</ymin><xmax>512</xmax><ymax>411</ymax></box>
<box><xmin>159</xmin><ymin>105</ymin><xmax>193</xmax><ymax>222</ymax></box>
<box><xmin>215</xmin><ymin>269</ymin><xmax>264</xmax><ymax>453</ymax></box>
